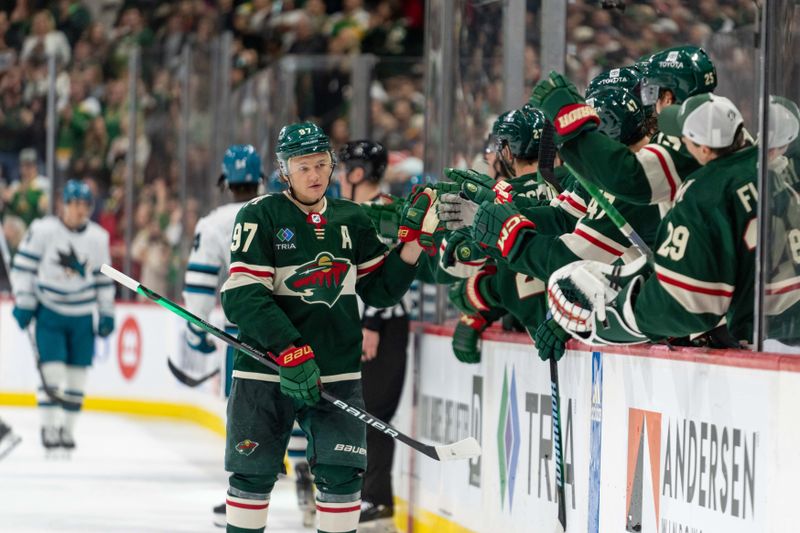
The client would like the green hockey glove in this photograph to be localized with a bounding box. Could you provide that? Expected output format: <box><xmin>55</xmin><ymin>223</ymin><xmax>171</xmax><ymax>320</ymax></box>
<box><xmin>274</xmin><ymin>345</ymin><xmax>321</xmax><ymax>406</ymax></box>
<box><xmin>361</xmin><ymin>199</ymin><xmax>404</xmax><ymax>240</ymax></box>
<box><xmin>529</xmin><ymin>71</ymin><xmax>600</xmax><ymax>142</ymax></box>
<box><xmin>444</xmin><ymin>168</ymin><xmax>514</xmax><ymax>204</ymax></box>
<box><xmin>471</xmin><ymin>201</ymin><xmax>536</xmax><ymax>258</ymax></box>
<box><xmin>547</xmin><ymin>256</ymin><xmax>650</xmax><ymax>346</ymax></box>
<box><xmin>448</xmin><ymin>265</ymin><xmax>500</xmax><ymax>316</ymax></box>
<box><xmin>533</xmin><ymin>318</ymin><xmax>569</xmax><ymax>362</ymax></box>
<box><xmin>441</xmin><ymin>228</ymin><xmax>486</xmax><ymax>268</ymax></box>
<box><xmin>452</xmin><ymin>313</ymin><xmax>493</xmax><ymax>364</ymax></box>
<box><xmin>398</xmin><ymin>186</ymin><xmax>440</xmax><ymax>254</ymax></box>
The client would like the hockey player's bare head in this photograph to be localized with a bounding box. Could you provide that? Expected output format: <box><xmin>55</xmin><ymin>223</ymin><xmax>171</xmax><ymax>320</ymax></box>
<box><xmin>276</xmin><ymin>122</ymin><xmax>336</xmax><ymax>209</ymax></box>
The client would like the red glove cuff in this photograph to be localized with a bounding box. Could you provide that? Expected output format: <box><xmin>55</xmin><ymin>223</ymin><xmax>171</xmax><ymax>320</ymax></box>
<box><xmin>274</xmin><ymin>345</ymin><xmax>315</xmax><ymax>367</ymax></box>
<box><xmin>397</xmin><ymin>225</ymin><xmax>420</xmax><ymax>243</ymax></box>
<box><xmin>496</xmin><ymin>214</ymin><xmax>536</xmax><ymax>258</ymax></box>
<box><xmin>554</xmin><ymin>103</ymin><xmax>600</xmax><ymax>137</ymax></box>
<box><xmin>493</xmin><ymin>181</ymin><xmax>514</xmax><ymax>204</ymax></box>
<box><xmin>460</xmin><ymin>313</ymin><xmax>489</xmax><ymax>332</ymax></box>
<box><xmin>466</xmin><ymin>266</ymin><xmax>498</xmax><ymax>312</ymax></box>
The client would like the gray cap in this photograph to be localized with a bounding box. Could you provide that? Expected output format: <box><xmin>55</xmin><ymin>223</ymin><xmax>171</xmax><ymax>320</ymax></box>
<box><xmin>19</xmin><ymin>148</ymin><xmax>37</xmax><ymax>164</ymax></box>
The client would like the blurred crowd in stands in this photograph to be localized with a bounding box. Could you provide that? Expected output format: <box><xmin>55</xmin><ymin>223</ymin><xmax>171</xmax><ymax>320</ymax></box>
<box><xmin>0</xmin><ymin>0</ymin><xmax>757</xmax><ymax>298</ymax></box>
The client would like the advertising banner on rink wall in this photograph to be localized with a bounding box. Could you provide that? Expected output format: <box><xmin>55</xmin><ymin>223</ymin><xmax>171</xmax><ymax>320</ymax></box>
<box><xmin>396</xmin><ymin>326</ymin><xmax>800</xmax><ymax>533</ymax></box>
<box><xmin>0</xmin><ymin>300</ymin><xmax>227</xmax><ymax>423</ymax></box>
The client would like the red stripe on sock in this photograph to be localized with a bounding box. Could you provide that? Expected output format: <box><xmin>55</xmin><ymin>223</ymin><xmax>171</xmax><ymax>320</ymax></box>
<box><xmin>226</xmin><ymin>499</ymin><xmax>269</xmax><ymax>510</ymax></box>
<box><xmin>316</xmin><ymin>504</ymin><xmax>361</xmax><ymax>514</ymax></box>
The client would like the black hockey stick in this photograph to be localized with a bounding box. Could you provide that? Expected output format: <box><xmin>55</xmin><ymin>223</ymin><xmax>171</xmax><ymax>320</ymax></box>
<box><xmin>539</xmin><ymin>119</ymin><xmax>568</xmax><ymax>532</ymax></box>
<box><xmin>167</xmin><ymin>357</ymin><xmax>220</xmax><ymax>387</ymax></box>
<box><xmin>101</xmin><ymin>264</ymin><xmax>481</xmax><ymax>462</ymax></box>
<box><xmin>0</xmin><ymin>230</ymin><xmax>82</xmax><ymax>410</ymax></box>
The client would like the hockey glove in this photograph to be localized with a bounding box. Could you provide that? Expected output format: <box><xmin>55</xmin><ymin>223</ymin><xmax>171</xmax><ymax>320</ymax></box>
<box><xmin>185</xmin><ymin>322</ymin><xmax>215</xmax><ymax>353</ymax></box>
<box><xmin>275</xmin><ymin>345</ymin><xmax>321</xmax><ymax>406</ymax></box>
<box><xmin>361</xmin><ymin>197</ymin><xmax>404</xmax><ymax>241</ymax></box>
<box><xmin>472</xmin><ymin>202</ymin><xmax>535</xmax><ymax>259</ymax></box>
<box><xmin>534</xmin><ymin>318</ymin><xmax>569</xmax><ymax>362</ymax></box>
<box><xmin>448</xmin><ymin>265</ymin><xmax>500</xmax><ymax>316</ymax></box>
<box><xmin>98</xmin><ymin>315</ymin><xmax>115</xmax><ymax>338</ymax></box>
<box><xmin>441</xmin><ymin>228</ymin><xmax>487</xmax><ymax>269</ymax></box>
<box><xmin>398</xmin><ymin>186</ymin><xmax>440</xmax><ymax>254</ymax></box>
<box><xmin>547</xmin><ymin>256</ymin><xmax>650</xmax><ymax>346</ymax></box>
<box><xmin>437</xmin><ymin>193</ymin><xmax>479</xmax><ymax>231</ymax></box>
<box><xmin>12</xmin><ymin>306</ymin><xmax>36</xmax><ymax>330</ymax></box>
<box><xmin>445</xmin><ymin>168</ymin><xmax>514</xmax><ymax>204</ymax></box>
<box><xmin>452</xmin><ymin>313</ymin><xmax>490</xmax><ymax>364</ymax></box>
<box><xmin>529</xmin><ymin>71</ymin><xmax>600</xmax><ymax>143</ymax></box>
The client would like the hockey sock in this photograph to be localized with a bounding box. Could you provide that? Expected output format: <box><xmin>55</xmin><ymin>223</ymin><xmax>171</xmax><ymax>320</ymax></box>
<box><xmin>63</xmin><ymin>365</ymin><xmax>87</xmax><ymax>437</ymax></box>
<box><xmin>226</xmin><ymin>475</ymin><xmax>274</xmax><ymax>532</ymax></box>
<box><xmin>38</xmin><ymin>362</ymin><xmax>66</xmax><ymax>432</ymax></box>
<box><xmin>315</xmin><ymin>492</ymin><xmax>361</xmax><ymax>533</ymax></box>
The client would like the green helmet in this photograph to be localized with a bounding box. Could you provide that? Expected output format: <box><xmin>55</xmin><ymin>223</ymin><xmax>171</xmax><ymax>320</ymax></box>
<box><xmin>639</xmin><ymin>46</ymin><xmax>716</xmax><ymax>106</ymax></box>
<box><xmin>494</xmin><ymin>105</ymin><xmax>545</xmax><ymax>161</ymax></box>
<box><xmin>586</xmin><ymin>87</ymin><xmax>648</xmax><ymax>146</ymax></box>
<box><xmin>276</xmin><ymin>121</ymin><xmax>333</xmax><ymax>175</ymax></box>
<box><xmin>586</xmin><ymin>66</ymin><xmax>643</xmax><ymax>99</ymax></box>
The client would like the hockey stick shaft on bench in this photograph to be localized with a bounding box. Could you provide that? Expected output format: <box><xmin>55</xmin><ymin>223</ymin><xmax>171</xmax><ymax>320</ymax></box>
<box><xmin>101</xmin><ymin>264</ymin><xmax>480</xmax><ymax>462</ymax></box>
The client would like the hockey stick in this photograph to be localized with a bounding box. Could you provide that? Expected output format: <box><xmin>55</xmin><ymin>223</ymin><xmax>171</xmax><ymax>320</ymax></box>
<box><xmin>167</xmin><ymin>357</ymin><xmax>220</xmax><ymax>387</ymax></box>
<box><xmin>539</xmin><ymin>120</ymin><xmax>568</xmax><ymax>532</ymax></box>
<box><xmin>0</xmin><ymin>419</ymin><xmax>22</xmax><ymax>461</ymax></box>
<box><xmin>0</xmin><ymin>229</ymin><xmax>82</xmax><ymax>410</ymax></box>
<box><xmin>562</xmin><ymin>162</ymin><xmax>653</xmax><ymax>261</ymax></box>
<box><xmin>101</xmin><ymin>264</ymin><xmax>481</xmax><ymax>462</ymax></box>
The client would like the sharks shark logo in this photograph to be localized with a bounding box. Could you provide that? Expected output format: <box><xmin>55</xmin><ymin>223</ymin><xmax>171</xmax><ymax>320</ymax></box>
<box><xmin>57</xmin><ymin>245</ymin><xmax>87</xmax><ymax>277</ymax></box>
<box><xmin>286</xmin><ymin>252</ymin><xmax>351</xmax><ymax>307</ymax></box>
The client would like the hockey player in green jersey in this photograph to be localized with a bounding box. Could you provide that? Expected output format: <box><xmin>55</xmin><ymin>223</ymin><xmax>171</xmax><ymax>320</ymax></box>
<box><xmin>530</xmin><ymin>46</ymin><xmax>716</xmax><ymax>209</ymax></box>
<box><xmin>219</xmin><ymin>122</ymin><xmax>427</xmax><ymax>533</ymax></box>
<box><xmin>547</xmin><ymin>93</ymin><xmax>759</xmax><ymax>345</ymax></box>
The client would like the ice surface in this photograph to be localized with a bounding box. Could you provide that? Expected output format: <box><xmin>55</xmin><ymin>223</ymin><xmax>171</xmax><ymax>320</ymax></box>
<box><xmin>0</xmin><ymin>407</ymin><xmax>312</xmax><ymax>532</ymax></box>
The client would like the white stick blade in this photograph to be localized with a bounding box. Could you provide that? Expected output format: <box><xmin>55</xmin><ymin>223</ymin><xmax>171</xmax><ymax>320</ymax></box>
<box><xmin>435</xmin><ymin>437</ymin><xmax>481</xmax><ymax>461</ymax></box>
<box><xmin>100</xmin><ymin>264</ymin><xmax>139</xmax><ymax>292</ymax></box>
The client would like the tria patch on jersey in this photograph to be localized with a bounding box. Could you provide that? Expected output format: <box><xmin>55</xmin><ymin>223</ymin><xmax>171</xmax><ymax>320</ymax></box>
<box><xmin>286</xmin><ymin>252</ymin><xmax>351</xmax><ymax>307</ymax></box>
<box><xmin>275</xmin><ymin>227</ymin><xmax>297</xmax><ymax>250</ymax></box>
<box><xmin>235</xmin><ymin>439</ymin><xmax>259</xmax><ymax>456</ymax></box>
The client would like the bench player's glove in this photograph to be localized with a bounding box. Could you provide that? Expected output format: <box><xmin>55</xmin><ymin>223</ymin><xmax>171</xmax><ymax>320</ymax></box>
<box><xmin>448</xmin><ymin>265</ymin><xmax>500</xmax><ymax>316</ymax></box>
<box><xmin>444</xmin><ymin>168</ymin><xmax>514</xmax><ymax>204</ymax></box>
<box><xmin>548</xmin><ymin>256</ymin><xmax>650</xmax><ymax>345</ymax></box>
<box><xmin>533</xmin><ymin>318</ymin><xmax>569</xmax><ymax>362</ymax></box>
<box><xmin>274</xmin><ymin>344</ymin><xmax>321</xmax><ymax>406</ymax></box>
<box><xmin>441</xmin><ymin>228</ymin><xmax>486</xmax><ymax>269</ymax></box>
<box><xmin>398</xmin><ymin>186</ymin><xmax>441</xmax><ymax>254</ymax></box>
<box><xmin>185</xmin><ymin>322</ymin><xmax>216</xmax><ymax>353</ymax></box>
<box><xmin>361</xmin><ymin>196</ymin><xmax>404</xmax><ymax>241</ymax></box>
<box><xmin>437</xmin><ymin>193</ymin><xmax>479</xmax><ymax>231</ymax></box>
<box><xmin>529</xmin><ymin>71</ymin><xmax>600</xmax><ymax>143</ymax></box>
<box><xmin>12</xmin><ymin>306</ymin><xmax>36</xmax><ymax>330</ymax></box>
<box><xmin>452</xmin><ymin>313</ymin><xmax>490</xmax><ymax>364</ymax></box>
<box><xmin>98</xmin><ymin>315</ymin><xmax>115</xmax><ymax>338</ymax></box>
<box><xmin>472</xmin><ymin>201</ymin><xmax>535</xmax><ymax>258</ymax></box>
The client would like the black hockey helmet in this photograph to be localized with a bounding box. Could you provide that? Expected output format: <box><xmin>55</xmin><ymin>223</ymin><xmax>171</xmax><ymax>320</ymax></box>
<box><xmin>338</xmin><ymin>140</ymin><xmax>388</xmax><ymax>183</ymax></box>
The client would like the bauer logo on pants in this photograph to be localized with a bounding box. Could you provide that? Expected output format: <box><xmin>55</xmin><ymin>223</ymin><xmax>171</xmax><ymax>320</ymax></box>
<box><xmin>236</xmin><ymin>439</ymin><xmax>259</xmax><ymax>456</ymax></box>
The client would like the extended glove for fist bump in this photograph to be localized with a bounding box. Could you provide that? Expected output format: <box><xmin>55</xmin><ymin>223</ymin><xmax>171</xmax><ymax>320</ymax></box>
<box><xmin>533</xmin><ymin>318</ymin><xmax>569</xmax><ymax>362</ymax></box>
<box><xmin>437</xmin><ymin>193</ymin><xmax>479</xmax><ymax>231</ymax></box>
<box><xmin>529</xmin><ymin>71</ymin><xmax>600</xmax><ymax>142</ymax></box>
<box><xmin>472</xmin><ymin>201</ymin><xmax>535</xmax><ymax>258</ymax></box>
<box><xmin>441</xmin><ymin>228</ymin><xmax>486</xmax><ymax>268</ymax></box>
<box><xmin>398</xmin><ymin>186</ymin><xmax>440</xmax><ymax>253</ymax></box>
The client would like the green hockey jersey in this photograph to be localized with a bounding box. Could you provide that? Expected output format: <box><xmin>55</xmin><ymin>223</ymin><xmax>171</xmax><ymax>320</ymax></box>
<box><xmin>634</xmin><ymin>146</ymin><xmax>758</xmax><ymax>341</ymax></box>
<box><xmin>220</xmin><ymin>192</ymin><xmax>418</xmax><ymax>380</ymax></box>
<box><xmin>560</xmin><ymin>130</ymin><xmax>700</xmax><ymax>208</ymax></box>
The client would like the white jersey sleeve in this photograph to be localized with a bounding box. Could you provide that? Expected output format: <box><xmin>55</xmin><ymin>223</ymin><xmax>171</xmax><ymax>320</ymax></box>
<box><xmin>10</xmin><ymin>218</ymin><xmax>46</xmax><ymax>310</ymax></box>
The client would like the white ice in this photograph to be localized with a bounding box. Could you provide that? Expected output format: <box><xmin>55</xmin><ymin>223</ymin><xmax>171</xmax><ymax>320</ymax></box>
<box><xmin>0</xmin><ymin>407</ymin><xmax>312</xmax><ymax>533</ymax></box>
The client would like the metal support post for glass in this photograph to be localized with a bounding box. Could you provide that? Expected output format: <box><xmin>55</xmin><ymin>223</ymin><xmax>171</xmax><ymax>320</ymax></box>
<box><xmin>45</xmin><ymin>54</ymin><xmax>57</xmax><ymax>215</ymax></box>
<box><xmin>350</xmin><ymin>54</ymin><xmax>376</xmax><ymax>139</ymax></box>
<box><xmin>502</xmin><ymin>0</ymin><xmax>526</xmax><ymax>108</ymax></box>
<box><xmin>540</xmin><ymin>0</ymin><xmax>567</xmax><ymax>75</ymax></box>
<box><xmin>178</xmin><ymin>45</ymin><xmax>192</xmax><ymax>215</ymax></box>
<box><xmin>122</xmin><ymin>46</ymin><xmax>140</xmax><ymax>296</ymax></box>
<box><xmin>753</xmin><ymin>0</ymin><xmax>774</xmax><ymax>351</ymax></box>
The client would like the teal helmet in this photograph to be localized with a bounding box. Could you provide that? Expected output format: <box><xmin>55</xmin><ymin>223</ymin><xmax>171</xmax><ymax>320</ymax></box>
<box><xmin>494</xmin><ymin>105</ymin><xmax>545</xmax><ymax>161</ymax></box>
<box><xmin>221</xmin><ymin>144</ymin><xmax>262</xmax><ymax>186</ymax></box>
<box><xmin>275</xmin><ymin>121</ymin><xmax>334</xmax><ymax>176</ymax></box>
<box><xmin>63</xmin><ymin>179</ymin><xmax>93</xmax><ymax>204</ymax></box>
<box><xmin>639</xmin><ymin>46</ymin><xmax>716</xmax><ymax>106</ymax></box>
<box><xmin>586</xmin><ymin>87</ymin><xmax>648</xmax><ymax>146</ymax></box>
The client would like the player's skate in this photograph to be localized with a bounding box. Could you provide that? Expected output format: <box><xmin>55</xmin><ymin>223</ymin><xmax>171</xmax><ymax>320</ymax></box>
<box><xmin>41</xmin><ymin>426</ymin><xmax>61</xmax><ymax>458</ymax></box>
<box><xmin>295</xmin><ymin>462</ymin><xmax>315</xmax><ymax>527</ymax></box>
<box><xmin>212</xmin><ymin>502</ymin><xmax>225</xmax><ymax>528</ymax></box>
<box><xmin>59</xmin><ymin>427</ymin><xmax>75</xmax><ymax>458</ymax></box>
<box><xmin>359</xmin><ymin>501</ymin><xmax>397</xmax><ymax>532</ymax></box>
<box><xmin>0</xmin><ymin>420</ymin><xmax>22</xmax><ymax>461</ymax></box>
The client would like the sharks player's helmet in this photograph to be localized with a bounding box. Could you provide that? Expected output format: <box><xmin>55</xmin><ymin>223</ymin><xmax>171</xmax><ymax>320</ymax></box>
<box><xmin>638</xmin><ymin>46</ymin><xmax>716</xmax><ymax>106</ymax></box>
<box><xmin>338</xmin><ymin>140</ymin><xmax>388</xmax><ymax>183</ymax></box>
<box><xmin>62</xmin><ymin>179</ymin><xmax>93</xmax><ymax>204</ymax></box>
<box><xmin>587</xmin><ymin>87</ymin><xmax>649</xmax><ymax>146</ymax></box>
<box><xmin>220</xmin><ymin>144</ymin><xmax>263</xmax><ymax>186</ymax></box>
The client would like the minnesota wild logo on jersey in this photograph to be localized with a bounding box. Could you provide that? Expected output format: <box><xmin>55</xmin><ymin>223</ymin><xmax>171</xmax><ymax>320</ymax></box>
<box><xmin>286</xmin><ymin>252</ymin><xmax>351</xmax><ymax>307</ymax></box>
